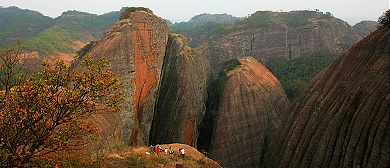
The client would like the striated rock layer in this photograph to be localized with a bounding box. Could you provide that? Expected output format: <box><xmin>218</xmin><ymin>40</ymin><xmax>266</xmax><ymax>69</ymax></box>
<box><xmin>85</xmin><ymin>11</ymin><xmax>168</xmax><ymax>146</ymax></box>
<box><xmin>150</xmin><ymin>34</ymin><xmax>210</xmax><ymax>146</ymax></box>
<box><xmin>211</xmin><ymin>57</ymin><xmax>290</xmax><ymax>168</ymax></box>
<box><xmin>265</xmin><ymin>28</ymin><xmax>390</xmax><ymax>167</ymax></box>
<box><xmin>196</xmin><ymin>12</ymin><xmax>361</xmax><ymax>73</ymax></box>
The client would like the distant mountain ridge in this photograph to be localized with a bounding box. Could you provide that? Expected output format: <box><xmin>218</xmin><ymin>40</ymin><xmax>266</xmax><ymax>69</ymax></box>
<box><xmin>0</xmin><ymin>6</ymin><xmax>120</xmax><ymax>58</ymax></box>
<box><xmin>0</xmin><ymin>7</ymin><xmax>376</xmax><ymax>60</ymax></box>
<box><xmin>353</xmin><ymin>20</ymin><xmax>378</xmax><ymax>37</ymax></box>
<box><xmin>0</xmin><ymin>6</ymin><xmax>55</xmax><ymax>48</ymax></box>
<box><xmin>21</xmin><ymin>10</ymin><xmax>120</xmax><ymax>56</ymax></box>
<box><xmin>169</xmin><ymin>13</ymin><xmax>241</xmax><ymax>47</ymax></box>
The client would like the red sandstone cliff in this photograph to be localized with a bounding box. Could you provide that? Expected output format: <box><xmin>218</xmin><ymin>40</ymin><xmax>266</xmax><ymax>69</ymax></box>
<box><xmin>264</xmin><ymin>28</ymin><xmax>390</xmax><ymax>167</ymax></box>
<box><xmin>149</xmin><ymin>33</ymin><xmax>210</xmax><ymax>147</ymax></box>
<box><xmin>84</xmin><ymin>11</ymin><xmax>168</xmax><ymax>146</ymax></box>
<box><xmin>211</xmin><ymin>57</ymin><xmax>290</xmax><ymax>167</ymax></box>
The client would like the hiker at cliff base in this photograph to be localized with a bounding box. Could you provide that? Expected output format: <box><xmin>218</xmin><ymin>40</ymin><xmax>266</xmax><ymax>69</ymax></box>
<box><xmin>179</xmin><ymin>148</ymin><xmax>185</xmax><ymax>157</ymax></box>
<box><xmin>150</xmin><ymin>145</ymin><xmax>155</xmax><ymax>153</ymax></box>
<box><xmin>169</xmin><ymin>147</ymin><xmax>174</xmax><ymax>156</ymax></box>
<box><xmin>156</xmin><ymin>145</ymin><xmax>161</xmax><ymax>153</ymax></box>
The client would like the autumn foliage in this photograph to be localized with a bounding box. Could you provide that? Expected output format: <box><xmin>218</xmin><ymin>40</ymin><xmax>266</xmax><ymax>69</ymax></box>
<box><xmin>0</xmin><ymin>43</ymin><xmax>123</xmax><ymax>167</ymax></box>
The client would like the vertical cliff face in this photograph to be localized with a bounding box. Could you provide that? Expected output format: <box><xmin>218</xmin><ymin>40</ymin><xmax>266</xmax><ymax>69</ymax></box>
<box><xmin>211</xmin><ymin>57</ymin><xmax>290</xmax><ymax>167</ymax></box>
<box><xmin>85</xmin><ymin>11</ymin><xmax>168</xmax><ymax>146</ymax></box>
<box><xmin>265</xmin><ymin>28</ymin><xmax>390</xmax><ymax>167</ymax></box>
<box><xmin>149</xmin><ymin>33</ymin><xmax>210</xmax><ymax>146</ymax></box>
<box><xmin>196</xmin><ymin>13</ymin><xmax>361</xmax><ymax>73</ymax></box>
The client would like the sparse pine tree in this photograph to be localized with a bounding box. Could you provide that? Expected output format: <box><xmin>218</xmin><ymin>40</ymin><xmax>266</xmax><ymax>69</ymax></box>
<box><xmin>378</xmin><ymin>9</ymin><xmax>390</xmax><ymax>29</ymax></box>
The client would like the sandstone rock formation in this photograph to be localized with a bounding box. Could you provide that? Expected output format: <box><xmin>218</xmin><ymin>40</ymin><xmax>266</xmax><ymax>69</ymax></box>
<box><xmin>196</xmin><ymin>11</ymin><xmax>361</xmax><ymax>73</ymax></box>
<box><xmin>264</xmin><ymin>28</ymin><xmax>390</xmax><ymax>167</ymax></box>
<box><xmin>211</xmin><ymin>57</ymin><xmax>290</xmax><ymax>167</ymax></box>
<box><xmin>149</xmin><ymin>33</ymin><xmax>210</xmax><ymax>147</ymax></box>
<box><xmin>85</xmin><ymin>11</ymin><xmax>168</xmax><ymax>146</ymax></box>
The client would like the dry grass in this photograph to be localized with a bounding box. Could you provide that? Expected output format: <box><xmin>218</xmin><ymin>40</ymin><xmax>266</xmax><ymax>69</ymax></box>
<box><xmin>36</xmin><ymin>144</ymin><xmax>221</xmax><ymax>168</ymax></box>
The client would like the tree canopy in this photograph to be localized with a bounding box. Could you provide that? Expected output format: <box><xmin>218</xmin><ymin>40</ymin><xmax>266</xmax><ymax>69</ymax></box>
<box><xmin>0</xmin><ymin>43</ymin><xmax>123</xmax><ymax>167</ymax></box>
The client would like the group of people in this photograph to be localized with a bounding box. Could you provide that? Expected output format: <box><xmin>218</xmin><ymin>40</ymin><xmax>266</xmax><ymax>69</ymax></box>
<box><xmin>149</xmin><ymin>145</ymin><xmax>185</xmax><ymax>157</ymax></box>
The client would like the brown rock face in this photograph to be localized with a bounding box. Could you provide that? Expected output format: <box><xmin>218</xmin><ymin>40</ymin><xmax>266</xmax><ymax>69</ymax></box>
<box><xmin>211</xmin><ymin>57</ymin><xmax>290</xmax><ymax>167</ymax></box>
<box><xmin>196</xmin><ymin>13</ymin><xmax>361</xmax><ymax>73</ymax></box>
<box><xmin>149</xmin><ymin>33</ymin><xmax>210</xmax><ymax>147</ymax></box>
<box><xmin>86</xmin><ymin>11</ymin><xmax>168</xmax><ymax>146</ymax></box>
<box><xmin>265</xmin><ymin>28</ymin><xmax>390</xmax><ymax>167</ymax></box>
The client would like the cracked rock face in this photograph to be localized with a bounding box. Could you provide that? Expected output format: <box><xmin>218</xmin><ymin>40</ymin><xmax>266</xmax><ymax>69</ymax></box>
<box><xmin>86</xmin><ymin>11</ymin><xmax>168</xmax><ymax>146</ymax></box>
<box><xmin>149</xmin><ymin>33</ymin><xmax>210</xmax><ymax>147</ymax></box>
<box><xmin>211</xmin><ymin>57</ymin><xmax>290</xmax><ymax>168</ymax></box>
<box><xmin>265</xmin><ymin>28</ymin><xmax>390</xmax><ymax>167</ymax></box>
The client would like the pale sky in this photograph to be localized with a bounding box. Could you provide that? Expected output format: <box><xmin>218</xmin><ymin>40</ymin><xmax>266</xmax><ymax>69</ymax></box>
<box><xmin>1</xmin><ymin>0</ymin><xmax>389</xmax><ymax>25</ymax></box>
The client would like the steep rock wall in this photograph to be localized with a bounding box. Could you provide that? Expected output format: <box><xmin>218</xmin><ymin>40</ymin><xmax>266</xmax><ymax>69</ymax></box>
<box><xmin>196</xmin><ymin>17</ymin><xmax>361</xmax><ymax>73</ymax></box>
<box><xmin>150</xmin><ymin>33</ymin><xmax>210</xmax><ymax>147</ymax></box>
<box><xmin>85</xmin><ymin>11</ymin><xmax>168</xmax><ymax>146</ymax></box>
<box><xmin>211</xmin><ymin>57</ymin><xmax>290</xmax><ymax>167</ymax></box>
<box><xmin>265</xmin><ymin>28</ymin><xmax>390</xmax><ymax>167</ymax></box>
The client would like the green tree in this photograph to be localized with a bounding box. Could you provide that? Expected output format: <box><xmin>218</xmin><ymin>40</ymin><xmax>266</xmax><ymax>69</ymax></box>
<box><xmin>0</xmin><ymin>43</ymin><xmax>123</xmax><ymax>167</ymax></box>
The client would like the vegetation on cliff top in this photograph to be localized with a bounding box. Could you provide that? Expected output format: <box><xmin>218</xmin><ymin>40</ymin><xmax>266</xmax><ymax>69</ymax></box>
<box><xmin>120</xmin><ymin>7</ymin><xmax>152</xmax><ymax>20</ymax></box>
<box><xmin>237</xmin><ymin>10</ymin><xmax>334</xmax><ymax>28</ymax></box>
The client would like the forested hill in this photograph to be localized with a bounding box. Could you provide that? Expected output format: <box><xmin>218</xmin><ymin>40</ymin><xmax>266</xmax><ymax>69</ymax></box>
<box><xmin>21</xmin><ymin>10</ymin><xmax>120</xmax><ymax>56</ymax></box>
<box><xmin>0</xmin><ymin>6</ymin><xmax>55</xmax><ymax>48</ymax></box>
<box><xmin>0</xmin><ymin>6</ymin><xmax>121</xmax><ymax>57</ymax></box>
<box><xmin>169</xmin><ymin>13</ymin><xmax>241</xmax><ymax>47</ymax></box>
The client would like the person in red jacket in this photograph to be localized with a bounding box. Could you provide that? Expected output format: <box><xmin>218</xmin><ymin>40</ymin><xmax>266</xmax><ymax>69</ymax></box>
<box><xmin>156</xmin><ymin>145</ymin><xmax>161</xmax><ymax>153</ymax></box>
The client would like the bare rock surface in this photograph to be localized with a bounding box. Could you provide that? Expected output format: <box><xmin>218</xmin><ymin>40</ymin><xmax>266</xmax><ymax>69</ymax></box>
<box><xmin>150</xmin><ymin>33</ymin><xmax>210</xmax><ymax>147</ymax></box>
<box><xmin>211</xmin><ymin>57</ymin><xmax>290</xmax><ymax>167</ymax></box>
<box><xmin>265</xmin><ymin>28</ymin><xmax>390</xmax><ymax>167</ymax></box>
<box><xmin>85</xmin><ymin>11</ymin><xmax>168</xmax><ymax>146</ymax></box>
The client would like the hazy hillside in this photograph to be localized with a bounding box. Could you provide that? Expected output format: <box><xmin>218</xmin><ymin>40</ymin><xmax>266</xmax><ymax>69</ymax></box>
<box><xmin>171</xmin><ymin>13</ymin><xmax>240</xmax><ymax>30</ymax></box>
<box><xmin>21</xmin><ymin>10</ymin><xmax>120</xmax><ymax>56</ymax></box>
<box><xmin>353</xmin><ymin>20</ymin><xmax>378</xmax><ymax>37</ymax></box>
<box><xmin>0</xmin><ymin>6</ymin><xmax>55</xmax><ymax>48</ymax></box>
<box><xmin>169</xmin><ymin>13</ymin><xmax>241</xmax><ymax>47</ymax></box>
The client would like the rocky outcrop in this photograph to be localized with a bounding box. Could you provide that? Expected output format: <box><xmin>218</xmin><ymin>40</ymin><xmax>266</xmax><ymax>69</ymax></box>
<box><xmin>353</xmin><ymin>20</ymin><xmax>378</xmax><ymax>37</ymax></box>
<box><xmin>85</xmin><ymin>11</ymin><xmax>168</xmax><ymax>146</ymax></box>
<box><xmin>196</xmin><ymin>11</ymin><xmax>361</xmax><ymax>73</ymax></box>
<box><xmin>149</xmin><ymin>34</ymin><xmax>210</xmax><ymax>147</ymax></box>
<box><xmin>265</xmin><ymin>28</ymin><xmax>390</xmax><ymax>167</ymax></box>
<box><xmin>211</xmin><ymin>57</ymin><xmax>290</xmax><ymax>167</ymax></box>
